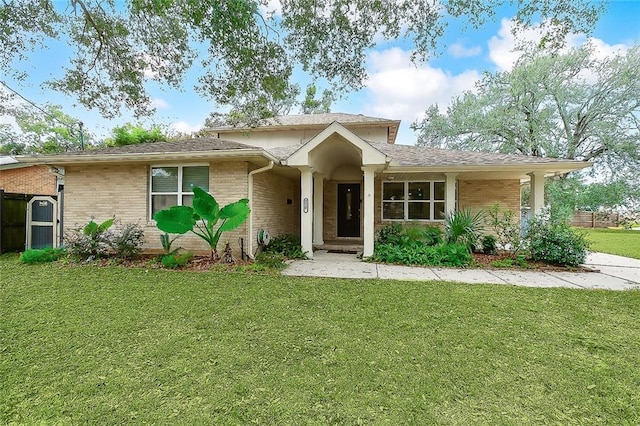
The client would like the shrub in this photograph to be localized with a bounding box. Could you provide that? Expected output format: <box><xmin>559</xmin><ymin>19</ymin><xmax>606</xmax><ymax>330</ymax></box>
<box><xmin>376</xmin><ymin>223</ymin><xmax>442</xmax><ymax>248</ymax></box>
<box><xmin>375</xmin><ymin>223</ymin><xmax>404</xmax><ymax>245</ymax></box>
<box><xmin>445</xmin><ymin>208</ymin><xmax>485</xmax><ymax>252</ymax></box>
<box><xmin>110</xmin><ymin>223</ymin><xmax>145</xmax><ymax>259</ymax></box>
<box><xmin>370</xmin><ymin>242</ymin><xmax>472</xmax><ymax>267</ymax></box>
<box><xmin>526</xmin><ymin>218</ymin><xmax>590</xmax><ymax>266</ymax></box>
<box><xmin>64</xmin><ymin>218</ymin><xmax>114</xmax><ymax>260</ymax></box>
<box><xmin>437</xmin><ymin>243</ymin><xmax>473</xmax><ymax>266</ymax></box>
<box><xmin>487</xmin><ymin>204</ymin><xmax>525</xmax><ymax>253</ymax></box>
<box><xmin>262</xmin><ymin>234</ymin><xmax>307</xmax><ymax>259</ymax></box>
<box><xmin>481</xmin><ymin>235</ymin><xmax>497</xmax><ymax>255</ymax></box>
<box><xmin>65</xmin><ymin>218</ymin><xmax>144</xmax><ymax>261</ymax></box>
<box><xmin>19</xmin><ymin>247</ymin><xmax>65</xmax><ymax>264</ymax></box>
<box><xmin>161</xmin><ymin>251</ymin><xmax>194</xmax><ymax>269</ymax></box>
<box><xmin>255</xmin><ymin>252</ymin><xmax>287</xmax><ymax>269</ymax></box>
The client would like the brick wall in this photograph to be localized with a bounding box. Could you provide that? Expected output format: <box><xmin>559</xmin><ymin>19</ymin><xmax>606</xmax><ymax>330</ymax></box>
<box><xmin>63</xmin><ymin>161</ymin><xmax>251</xmax><ymax>256</ymax></box>
<box><xmin>0</xmin><ymin>165</ymin><xmax>57</xmax><ymax>195</ymax></box>
<box><xmin>252</xmin><ymin>170</ymin><xmax>300</xmax><ymax>244</ymax></box>
<box><xmin>458</xmin><ymin>179</ymin><xmax>521</xmax><ymax>216</ymax></box>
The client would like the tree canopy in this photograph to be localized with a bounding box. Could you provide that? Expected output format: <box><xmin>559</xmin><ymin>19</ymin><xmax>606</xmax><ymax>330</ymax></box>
<box><xmin>0</xmin><ymin>0</ymin><xmax>604</xmax><ymax>122</ymax></box>
<box><xmin>413</xmin><ymin>43</ymin><xmax>640</xmax><ymax>181</ymax></box>
<box><xmin>105</xmin><ymin>123</ymin><xmax>168</xmax><ymax>147</ymax></box>
<box><xmin>0</xmin><ymin>104</ymin><xmax>87</xmax><ymax>154</ymax></box>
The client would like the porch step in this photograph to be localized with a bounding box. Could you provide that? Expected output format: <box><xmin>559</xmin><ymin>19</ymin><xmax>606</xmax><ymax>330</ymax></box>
<box><xmin>314</xmin><ymin>240</ymin><xmax>363</xmax><ymax>254</ymax></box>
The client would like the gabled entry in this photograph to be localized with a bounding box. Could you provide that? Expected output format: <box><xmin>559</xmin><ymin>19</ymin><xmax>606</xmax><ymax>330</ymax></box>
<box><xmin>337</xmin><ymin>183</ymin><xmax>360</xmax><ymax>237</ymax></box>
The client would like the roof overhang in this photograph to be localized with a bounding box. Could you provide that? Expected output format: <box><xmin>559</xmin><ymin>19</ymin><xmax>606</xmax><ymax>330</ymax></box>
<box><xmin>383</xmin><ymin>160</ymin><xmax>591</xmax><ymax>179</ymax></box>
<box><xmin>15</xmin><ymin>149</ymin><xmax>280</xmax><ymax>167</ymax></box>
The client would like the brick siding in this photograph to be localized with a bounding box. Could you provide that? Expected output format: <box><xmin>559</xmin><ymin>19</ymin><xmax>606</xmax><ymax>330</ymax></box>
<box><xmin>252</xmin><ymin>170</ymin><xmax>300</xmax><ymax>246</ymax></box>
<box><xmin>63</xmin><ymin>161</ymin><xmax>250</xmax><ymax>256</ymax></box>
<box><xmin>0</xmin><ymin>165</ymin><xmax>57</xmax><ymax>195</ymax></box>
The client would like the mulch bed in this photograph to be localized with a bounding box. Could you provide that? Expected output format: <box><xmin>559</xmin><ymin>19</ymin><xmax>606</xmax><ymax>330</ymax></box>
<box><xmin>472</xmin><ymin>252</ymin><xmax>597</xmax><ymax>273</ymax></box>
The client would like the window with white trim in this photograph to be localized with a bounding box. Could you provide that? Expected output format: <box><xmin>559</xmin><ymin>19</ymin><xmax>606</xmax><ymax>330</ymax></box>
<box><xmin>150</xmin><ymin>165</ymin><xmax>209</xmax><ymax>218</ymax></box>
<box><xmin>382</xmin><ymin>181</ymin><xmax>447</xmax><ymax>221</ymax></box>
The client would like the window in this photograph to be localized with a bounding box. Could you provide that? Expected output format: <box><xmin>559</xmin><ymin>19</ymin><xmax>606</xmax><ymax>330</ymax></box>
<box><xmin>150</xmin><ymin>165</ymin><xmax>209</xmax><ymax>217</ymax></box>
<box><xmin>382</xmin><ymin>181</ymin><xmax>447</xmax><ymax>221</ymax></box>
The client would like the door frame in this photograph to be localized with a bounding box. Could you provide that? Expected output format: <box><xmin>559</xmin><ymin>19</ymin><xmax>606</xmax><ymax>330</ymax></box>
<box><xmin>336</xmin><ymin>182</ymin><xmax>362</xmax><ymax>238</ymax></box>
<box><xmin>26</xmin><ymin>196</ymin><xmax>58</xmax><ymax>249</ymax></box>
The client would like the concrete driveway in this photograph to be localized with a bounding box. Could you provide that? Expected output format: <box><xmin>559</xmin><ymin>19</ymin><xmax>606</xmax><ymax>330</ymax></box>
<box><xmin>281</xmin><ymin>251</ymin><xmax>640</xmax><ymax>291</ymax></box>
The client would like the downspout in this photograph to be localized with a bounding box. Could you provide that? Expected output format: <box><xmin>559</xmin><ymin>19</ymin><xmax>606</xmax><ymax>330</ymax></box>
<box><xmin>247</xmin><ymin>161</ymin><xmax>274</xmax><ymax>259</ymax></box>
<box><xmin>48</xmin><ymin>166</ymin><xmax>65</xmax><ymax>247</ymax></box>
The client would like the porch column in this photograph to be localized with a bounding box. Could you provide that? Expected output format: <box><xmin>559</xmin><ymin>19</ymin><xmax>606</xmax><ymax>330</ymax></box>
<box><xmin>528</xmin><ymin>172</ymin><xmax>545</xmax><ymax>217</ymax></box>
<box><xmin>313</xmin><ymin>173</ymin><xmax>324</xmax><ymax>245</ymax></box>
<box><xmin>299</xmin><ymin>166</ymin><xmax>314</xmax><ymax>259</ymax></box>
<box><xmin>444</xmin><ymin>173</ymin><xmax>458</xmax><ymax>218</ymax></box>
<box><xmin>362</xmin><ymin>166</ymin><xmax>376</xmax><ymax>257</ymax></box>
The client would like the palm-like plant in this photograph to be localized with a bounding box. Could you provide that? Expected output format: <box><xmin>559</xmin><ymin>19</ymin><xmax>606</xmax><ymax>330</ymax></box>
<box><xmin>445</xmin><ymin>208</ymin><xmax>486</xmax><ymax>252</ymax></box>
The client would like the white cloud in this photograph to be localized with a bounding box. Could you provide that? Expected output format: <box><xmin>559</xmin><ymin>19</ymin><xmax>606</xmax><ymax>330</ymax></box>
<box><xmin>449</xmin><ymin>42</ymin><xmax>482</xmax><ymax>58</ymax></box>
<box><xmin>259</xmin><ymin>0</ymin><xmax>282</xmax><ymax>18</ymax></box>
<box><xmin>150</xmin><ymin>98</ymin><xmax>170</xmax><ymax>110</ymax></box>
<box><xmin>487</xmin><ymin>18</ymin><xmax>629</xmax><ymax>72</ymax></box>
<box><xmin>171</xmin><ymin>120</ymin><xmax>202</xmax><ymax>135</ymax></box>
<box><xmin>364</xmin><ymin>47</ymin><xmax>480</xmax><ymax>125</ymax></box>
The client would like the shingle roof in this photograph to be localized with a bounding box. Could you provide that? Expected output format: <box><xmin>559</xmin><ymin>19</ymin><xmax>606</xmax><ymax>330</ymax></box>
<box><xmin>207</xmin><ymin>113</ymin><xmax>398</xmax><ymax>131</ymax></box>
<box><xmin>370</xmin><ymin>143</ymin><xmax>579</xmax><ymax>167</ymax></box>
<box><xmin>31</xmin><ymin>137</ymin><xmax>256</xmax><ymax>157</ymax></box>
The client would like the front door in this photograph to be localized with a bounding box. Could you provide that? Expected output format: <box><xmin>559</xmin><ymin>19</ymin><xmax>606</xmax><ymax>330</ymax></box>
<box><xmin>337</xmin><ymin>183</ymin><xmax>360</xmax><ymax>237</ymax></box>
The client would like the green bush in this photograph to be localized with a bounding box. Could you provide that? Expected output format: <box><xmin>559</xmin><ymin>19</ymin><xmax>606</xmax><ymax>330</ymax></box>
<box><xmin>161</xmin><ymin>251</ymin><xmax>194</xmax><ymax>269</ymax></box>
<box><xmin>255</xmin><ymin>252</ymin><xmax>287</xmax><ymax>269</ymax></box>
<box><xmin>375</xmin><ymin>223</ymin><xmax>404</xmax><ymax>245</ymax></box>
<box><xmin>376</xmin><ymin>223</ymin><xmax>442</xmax><ymax>247</ymax></box>
<box><xmin>481</xmin><ymin>235</ymin><xmax>497</xmax><ymax>255</ymax></box>
<box><xmin>371</xmin><ymin>242</ymin><xmax>471</xmax><ymax>267</ymax></box>
<box><xmin>262</xmin><ymin>234</ymin><xmax>307</xmax><ymax>259</ymax></box>
<box><xmin>19</xmin><ymin>247</ymin><xmax>65</xmax><ymax>264</ymax></box>
<box><xmin>526</xmin><ymin>218</ymin><xmax>590</xmax><ymax>267</ymax></box>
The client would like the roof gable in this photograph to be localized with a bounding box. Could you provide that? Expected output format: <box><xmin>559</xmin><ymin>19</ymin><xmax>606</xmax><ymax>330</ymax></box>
<box><xmin>285</xmin><ymin>122</ymin><xmax>388</xmax><ymax>168</ymax></box>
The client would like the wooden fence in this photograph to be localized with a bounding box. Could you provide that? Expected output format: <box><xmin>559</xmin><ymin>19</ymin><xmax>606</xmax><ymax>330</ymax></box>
<box><xmin>571</xmin><ymin>211</ymin><xmax>619</xmax><ymax>228</ymax></box>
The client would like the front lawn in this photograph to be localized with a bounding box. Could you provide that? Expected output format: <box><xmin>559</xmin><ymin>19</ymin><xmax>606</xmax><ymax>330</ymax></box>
<box><xmin>581</xmin><ymin>227</ymin><xmax>640</xmax><ymax>259</ymax></box>
<box><xmin>2</xmin><ymin>255</ymin><xmax>640</xmax><ymax>424</ymax></box>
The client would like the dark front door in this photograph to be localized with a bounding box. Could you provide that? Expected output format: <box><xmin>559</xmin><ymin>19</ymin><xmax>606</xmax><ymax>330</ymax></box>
<box><xmin>337</xmin><ymin>183</ymin><xmax>360</xmax><ymax>237</ymax></box>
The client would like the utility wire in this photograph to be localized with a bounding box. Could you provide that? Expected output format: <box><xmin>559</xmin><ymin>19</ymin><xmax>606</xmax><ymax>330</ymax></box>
<box><xmin>0</xmin><ymin>80</ymin><xmax>81</xmax><ymax>136</ymax></box>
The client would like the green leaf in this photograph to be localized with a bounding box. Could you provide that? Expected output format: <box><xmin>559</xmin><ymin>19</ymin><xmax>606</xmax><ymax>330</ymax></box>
<box><xmin>153</xmin><ymin>206</ymin><xmax>195</xmax><ymax>234</ymax></box>
<box><xmin>192</xmin><ymin>187</ymin><xmax>219</xmax><ymax>223</ymax></box>
<box><xmin>219</xmin><ymin>199</ymin><xmax>250</xmax><ymax>232</ymax></box>
<box><xmin>98</xmin><ymin>218</ymin><xmax>114</xmax><ymax>233</ymax></box>
<box><xmin>82</xmin><ymin>221</ymin><xmax>98</xmax><ymax>237</ymax></box>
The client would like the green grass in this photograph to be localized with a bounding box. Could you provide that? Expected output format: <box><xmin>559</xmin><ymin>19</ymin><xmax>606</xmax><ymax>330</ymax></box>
<box><xmin>2</xmin><ymin>254</ymin><xmax>640</xmax><ymax>424</ymax></box>
<box><xmin>580</xmin><ymin>228</ymin><xmax>640</xmax><ymax>259</ymax></box>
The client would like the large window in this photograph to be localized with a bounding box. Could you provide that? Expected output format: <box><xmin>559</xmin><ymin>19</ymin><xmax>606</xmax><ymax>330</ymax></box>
<box><xmin>150</xmin><ymin>165</ymin><xmax>209</xmax><ymax>217</ymax></box>
<box><xmin>382</xmin><ymin>181</ymin><xmax>446</xmax><ymax>221</ymax></box>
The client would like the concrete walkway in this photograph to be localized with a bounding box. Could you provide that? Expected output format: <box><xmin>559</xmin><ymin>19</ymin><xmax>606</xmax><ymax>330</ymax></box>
<box><xmin>281</xmin><ymin>251</ymin><xmax>640</xmax><ymax>291</ymax></box>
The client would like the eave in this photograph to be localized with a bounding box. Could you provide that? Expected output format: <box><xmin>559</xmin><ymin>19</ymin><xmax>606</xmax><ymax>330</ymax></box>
<box><xmin>15</xmin><ymin>149</ymin><xmax>280</xmax><ymax>167</ymax></box>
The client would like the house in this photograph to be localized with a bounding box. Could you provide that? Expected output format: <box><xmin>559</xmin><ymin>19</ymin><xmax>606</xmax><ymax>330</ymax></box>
<box><xmin>16</xmin><ymin>113</ymin><xmax>590</xmax><ymax>258</ymax></box>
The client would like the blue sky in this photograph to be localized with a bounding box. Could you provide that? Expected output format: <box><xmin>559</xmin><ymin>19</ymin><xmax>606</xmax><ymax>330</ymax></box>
<box><xmin>2</xmin><ymin>0</ymin><xmax>639</xmax><ymax>145</ymax></box>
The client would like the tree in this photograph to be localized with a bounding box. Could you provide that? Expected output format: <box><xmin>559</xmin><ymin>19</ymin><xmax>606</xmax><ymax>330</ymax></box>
<box><xmin>1</xmin><ymin>1</ymin><xmax>603</xmax><ymax>122</ymax></box>
<box><xmin>0</xmin><ymin>104</ymin><xmax>87</xmax><ymax>153</ymax></box>
<box><xmin>300</xmin><ymin>84</ymin><xmax>334</xmax><ymax>114</ymax></box>
<box><xmin>413</xmin><ymin>43</ymin><xmax>640</xmax><ymax>181</ymax></box>
<box><xmin>105</xmin><ymin>123</ymin><xmax>167</xmax><ymax>147</ymax></box>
